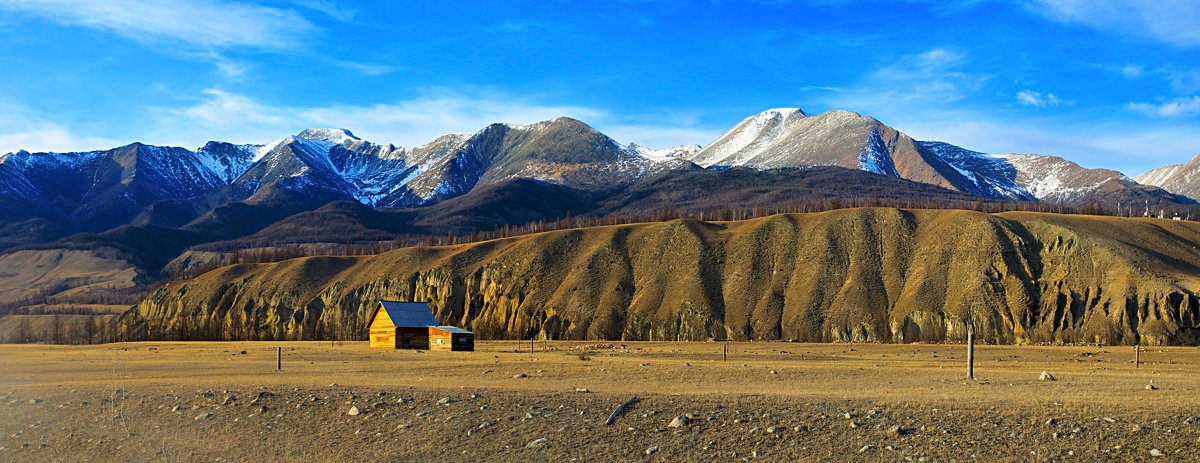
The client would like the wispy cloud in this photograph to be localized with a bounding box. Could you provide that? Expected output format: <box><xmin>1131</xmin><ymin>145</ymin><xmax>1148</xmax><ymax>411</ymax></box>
<box><xmin>867</xmin><ymin>47</ymin><xmax>991</xmax><ymax>104</ymax></box>
<box><xmin>1027</xmin><ymin>0</ymin><xmax>1200</xmax><ymax>47</ymax></box>
<box><xmin>1121</xmin><ymin>64</ymin><xmax>1144</xmax><ymax>79</ymax></box>
<box><xmin>292</xmin><ymin>0</ymin><xmax>356</xmax><ymax>22</ymax></box>
<box><xmin>0</xmin><ymin>0</ymin><xmax>316</xmax><ymax>49</ymax></box>
<box><xmin>1127</xmin><ymin>96</ymin><xmax>1200</xmax><ymax>117</ymax></box>
<box><xmin>1016</xmin><ymin>90</ymin><xmax>1062</xmax><ymax>107</ymax></box>
<box><xmin>138</xmin><ymin>88</ymin><xmax>711</xmax><ymax>150</ymax></box>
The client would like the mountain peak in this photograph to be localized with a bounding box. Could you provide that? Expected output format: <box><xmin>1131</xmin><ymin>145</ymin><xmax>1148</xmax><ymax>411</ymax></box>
<box><xmin>760</xmin><ymin>107</ymin><xmax>808</xmax><ymax>118</ymax></box>
<box><xmin>297</xmin><ymin>128</ymin><xmax>360</xmax><ymax>144</ymax></box>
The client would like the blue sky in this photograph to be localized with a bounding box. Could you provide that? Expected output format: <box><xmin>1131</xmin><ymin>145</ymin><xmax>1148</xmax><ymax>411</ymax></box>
<box><xmin>0</xmin><ymin>0</ymin><xmax>1198</xmax><ymax>175</ymax></box>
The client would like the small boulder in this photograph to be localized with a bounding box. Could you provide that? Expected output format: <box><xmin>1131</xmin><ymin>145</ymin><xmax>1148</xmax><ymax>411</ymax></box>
<box><xmin>1150</xmin><ymin>449</ymin><xmax>1165</xmax><ymax>457</ymax></box>
<box><xmin>668</xmin><ymin>415</ymin><xmax>690</xmax><ymax>428</ymax></box>
<box><xmin>347</xmin><ymin>406</ymin><xmax>360</xmax><ymax>416</ymax></box>
<box><xmin>525</xmin><ymin>437</ymin><xmax>548</xmax><ymax>450</ymax></box>
<box><xmin>1039</xmin><ymin>371</ymin><xmax>1056</xmax><ymax>381</ymax></box>
<box><xmin>512</xmin><ymin>373</ymin><xmax>528</xmax><ymax>379</ymax></box>
<box><xmin>645</xmin><ymin>446</ymin><xmax>659</xmax><ymax>455</ymax></box>
<box><xmin>195</xmin><ymin>412</ymin><xmax>213</xmax><ymax>420</ymax></box>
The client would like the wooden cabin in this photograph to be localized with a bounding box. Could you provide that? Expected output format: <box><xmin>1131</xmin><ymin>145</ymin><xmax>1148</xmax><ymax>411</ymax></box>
<box><xmin>367</xmin><ymin>301</ymin><xmax>474</xmax><ymax>351</ymax></box>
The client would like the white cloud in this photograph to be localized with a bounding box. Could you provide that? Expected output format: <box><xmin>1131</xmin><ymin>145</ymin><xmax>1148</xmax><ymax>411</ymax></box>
<box><xmin>1127</xmin><ymin>96</ymin><xmax>1200</xmax><ymax>117</ymax></box>
<box><xmin>1027</xmin><ymin>0</ymin><xmax>1200</xmax><ymax>47</ymax></box>
<box><xmin>0</xmin><ymin>104</ymin><xmax>119</xmax><ymax>154</ymax></box>
<box><xmin>1016</xmin><ymin>90</ymin><xmax>1061</xmax><ymax>107</ymax></box>
<box><xmin>1121</xmin><ymin>64</ymin><xmax>1144</xmax><ymax>79</ymax></box>
<box><xmin>140</xmin><ymin>88</ymin><xmax>712</xmax><ymax>150</ymax></box>
<box><xmin>0</xmin><ymin>0</ymin><xmax>316</xmax><ymax>49</ymax></box>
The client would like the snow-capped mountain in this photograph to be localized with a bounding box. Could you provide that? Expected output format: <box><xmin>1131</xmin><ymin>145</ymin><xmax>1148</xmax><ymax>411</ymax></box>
<box><xmin>1002</xmin><ymin>154</ymin><xmax>1125</xmax><ymax>203</ymax></box>
<box><xmin>2</xmin><ymin>108</ymin><xmax>1195</xmax><ymax>247</ymax></box>
<box><xmin>0</xmin><ymin>118</ymin><xmax>673</xmax><ymax>237</ymax></box>
<box><xmin>0</xmin><ymin>142</ymin><xmax>256</xmax><ymax>232</ymax></box>
<box><xmin>682</xmin><ymin>108</ymin><xmax>1036</xmax><ymax>201</ymax></box>
<box><xmin>1135</xmin><ymin>153</ymin><xmax>1200</xmax><ymax>203</ymax></box>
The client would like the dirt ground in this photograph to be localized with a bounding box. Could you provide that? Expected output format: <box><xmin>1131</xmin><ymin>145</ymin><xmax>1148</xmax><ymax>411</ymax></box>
<box><xmin>2</xmin><ymin>341</ymin><xmax>1199</xmax><ymax>462</ymax></box>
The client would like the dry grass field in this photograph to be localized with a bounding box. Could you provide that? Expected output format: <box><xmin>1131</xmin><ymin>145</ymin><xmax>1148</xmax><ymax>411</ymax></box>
<box><xmin>3</xmin><ymin>341</ymin><xmax>1199</xmax><ymax>462</ymax></box>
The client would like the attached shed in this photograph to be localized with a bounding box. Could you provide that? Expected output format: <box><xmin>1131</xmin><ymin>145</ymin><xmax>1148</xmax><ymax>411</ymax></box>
<box><xmin>366</xmin><ymin>301</ymin><xmax>474</xmax><ymax>351</ymax></box>
<box><xmin>429</xmin><ymin>326</ymin><xmax>475</xmax><ymax>351</ymax></box>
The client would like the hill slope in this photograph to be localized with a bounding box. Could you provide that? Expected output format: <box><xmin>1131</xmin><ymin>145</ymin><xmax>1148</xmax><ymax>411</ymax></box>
<box><xmin>115</xmin><ymin>208</ymin><xmax>1200</xmax><ymax>345</ymax></box>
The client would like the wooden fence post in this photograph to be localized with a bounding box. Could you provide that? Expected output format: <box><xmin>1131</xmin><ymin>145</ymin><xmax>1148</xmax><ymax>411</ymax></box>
<box><xmin>1135</xmin><ymin>344</ymin><xmax>1140</xmax><ymax>368</ymax></box>
<box><xmin>966</xmin><ymin>330</ymin><xmax>975</xmax><ymax>380</ymax></box>
<box><xmin>277</xmin><ymin>346</ymin><xmax>282</xmax><ymax>371</ymax></box>
<box><xmin>723</xmin><ymin>342</ymin><xmax>728</xmax><ymax>362</ymax></box>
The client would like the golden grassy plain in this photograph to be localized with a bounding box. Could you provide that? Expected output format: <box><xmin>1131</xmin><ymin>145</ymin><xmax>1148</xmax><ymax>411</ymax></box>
<box><xmin>2</xmin><ymin>341</ymin><xmax>1199</xmax><ymax>462</ymax></box>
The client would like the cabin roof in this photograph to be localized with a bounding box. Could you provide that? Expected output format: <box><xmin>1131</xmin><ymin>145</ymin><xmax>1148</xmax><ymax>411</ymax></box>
<box><xmin>432</xmin><ymin>325</ymin><xmax>474</xmax><ymax>335</ymax></box>
<box><xmin>375</xmin><ymin>301</ymin><xmax>438</xmax><ymax>328</ymax></box>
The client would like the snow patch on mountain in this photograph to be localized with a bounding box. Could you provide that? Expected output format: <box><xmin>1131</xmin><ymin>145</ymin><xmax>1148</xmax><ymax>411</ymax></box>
<box><xmin>859</xmin><ymin>127</ymin><xmax>899</xmax><ymax>176</ymax></box>
<box><xmin>1135</xmin><ymin>164</ymin><xmax>1184</xmax><ymax>187</ymax></box>
<box><xmin>1003</xmin><ymin>153</ymin><xmax>1119</xmax><ymax>202</ymax></box>
<box><xmin>690</xmin><ymin>108</ymin><xmax>809</xmax><ymax>167</ymax></box>
<box><xmin>918</xmin><ymin>141</ymin><xmax>1033</xmax><ymax>201</ymax></box>
<box><xmin>298</xmin><ymin>128</ymin><xmax>360</xmax><ymax>144</ymax></box>
<box><xmin>628</xmin><ymin>143</ymin><xmax>702</xmax><ymax>162</ymax></box>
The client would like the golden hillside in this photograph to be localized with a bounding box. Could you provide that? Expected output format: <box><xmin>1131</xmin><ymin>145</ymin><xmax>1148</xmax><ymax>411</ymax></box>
<box><xmin>115</xmin><ymin>208</ymin><xmax>1200</xmax><ymax>345</ymax></box>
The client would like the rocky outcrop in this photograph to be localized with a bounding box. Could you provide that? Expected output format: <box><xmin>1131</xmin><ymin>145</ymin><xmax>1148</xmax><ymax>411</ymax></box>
<box><xmin>114</xmin><ymin>208</ymin><xmax>1200</xmax><ymax>345</ymax></box>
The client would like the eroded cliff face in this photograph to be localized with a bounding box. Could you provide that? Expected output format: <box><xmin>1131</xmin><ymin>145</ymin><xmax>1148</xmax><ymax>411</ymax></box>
<box><xmin>115</xmin><ymin>208</ymin><xmax>1200</xmax><ymax>345</ymax></box>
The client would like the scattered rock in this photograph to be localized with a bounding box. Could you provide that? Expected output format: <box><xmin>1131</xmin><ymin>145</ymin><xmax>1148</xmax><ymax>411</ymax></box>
<box><xmin>793</xmin><ymin>425</ymin><xmax>809</xmax><ymax>432</ymax></box>
<box><xmin>512</xmin><ymin>373</ymin><xmax>528</xmax><ymax>379</ymax></box>
<box><xmin>574</xmin><ymin>388</ymin><xmax>590</xmax><ymax>393</ymax></box>
<box><xmin>859</xmin><ymin>444</ymin><xmax>874</xmax><ymax>453</ymax></box>
<box><xmin>1186</xmin><ymin>416</ymin><xmax>1200</xmax><ymax>425</ymax></box>
<box><xmin>479</xmin><ymin>421</ymin><xmax>493</xmax><ymax>428</ymax></box>
<box><xmin>1132</xmin><ymin>424</ymin><xmax>1146</xmax><ymax>433</ymax></box>
<box><xmin>1146</xmin><ymin>384</ymin><xmax>1158</xmax><ymax>390</ymax></box>
<box><xmin>195</xmin><ymin>412</ymin><xmax>213</xmax><ymax>420</ymax></box>
<box><xmin>466</xmin><ymin>429</ymin><xmax>477</xmax><ymax>436</ymax></box>
<box><xmin>769</xmin><ymin>370</ymin><xmax>777</xmax><ymax>374</ymax></box>
<box><xmin>668</xmin><ymin>415</ymin><xmax>690</xmax><ymax>428</ymax></box>
<box><xmin>645</xmin><ymin>446</ymin><xmax>659</xmax><ymax>455</ymax></box>
<box><xmin>27</xmin><ymin>399</ymin><xmax>41</xmax><ymax>405</ymax></box>
<box><xmin>437</xmin><ymin>397</ymin><xmax>452</xmax><ymax>406</ymax></box>
<box><xmin>1045</xmin><ymin>418</ymin><xmax>1057</xmax><ymax>425</ymax></box>
<box><xmin>1039</xmin><ymin>371</ymin><xmax>1055</xmax><ymax>381</ymax></box>
<box><xmin>347</xmin><ymin>406</ymin><xmax>360</xmax><ymax>416</ymax></box>
<box><xmin>849</xmin><ymin>421</ymin><xmax>859</xmax><ymax>428</ymax></box>
<box><xmin>525</xmin><ymin>437</ymin><xmax>548</xmax><ymax>450</ymax></box>
<box><xmin>1150</xmin><ymin>449</ymin><xmax>1165</xmax><ymax>457</ymax></box>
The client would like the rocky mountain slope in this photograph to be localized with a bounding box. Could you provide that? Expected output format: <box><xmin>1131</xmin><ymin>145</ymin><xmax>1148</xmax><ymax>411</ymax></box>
<box><xmin>1136</xmin><ymin>153</ymin><xmax>1200</xmax><ymax>203</ymax></box>
<box><xmin>683</xmin><ymin>109</ymin><xmax>1034</xmax><ymax>200</ymax></box>
<box><xmin>115</xmin><ymin>208</ymin><xmax>1200</xmax><ymax>345</ymax></box>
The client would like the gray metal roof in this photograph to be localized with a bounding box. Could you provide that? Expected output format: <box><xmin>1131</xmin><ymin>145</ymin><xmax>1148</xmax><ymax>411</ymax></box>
<box><xmin>432</xmin><ymin>325</ymin><xmax>474</xmax><ymax>334</ymax></box>
<box><xmin>376</xmin><ymin>301</ymin><xmax>438</xmax><ymax>328</ymax></box>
